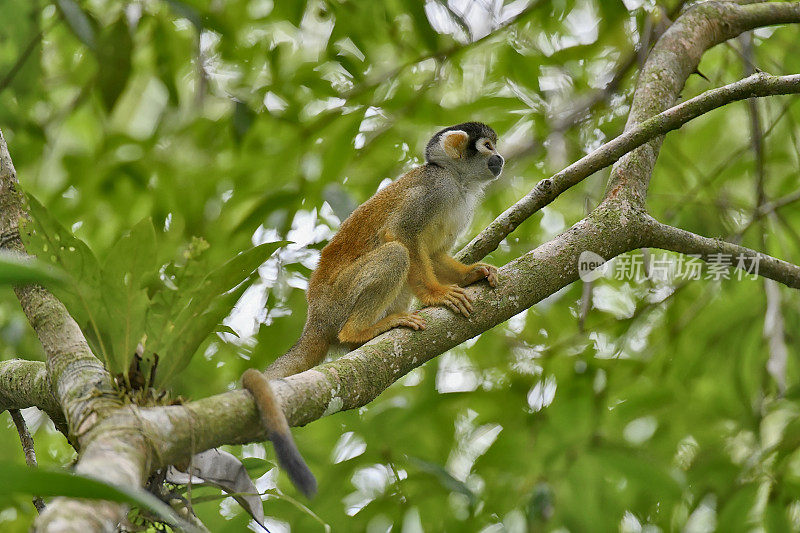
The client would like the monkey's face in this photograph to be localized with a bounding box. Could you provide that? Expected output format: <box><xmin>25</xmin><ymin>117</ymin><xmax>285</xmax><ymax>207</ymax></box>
<box><xmin>425</xmin><ymin>122</ymin><xmax>503</xmax><ymax>183</ymax></box>
<box><xmin>474</xmin><ymin>135</ymin><xmax>504</xmax><ymax>179</ymax></box>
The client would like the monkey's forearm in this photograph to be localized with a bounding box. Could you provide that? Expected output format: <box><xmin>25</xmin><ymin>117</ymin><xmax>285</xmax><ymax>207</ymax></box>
<box><xmin>432</xmin><ymin>253</ymin><xmax>498</xmax><ymax>287</ymax></box>
<box><xmin>405</xmin><ymin>246</ymin><xmax>476</xmax><ymax>316</ymax></box>
<box><xmin>406</xmin><ymin>246</ymin><xmax>446</xmax><ymax>298</ymax></box>
<box><xmin>432</xmin><ymin>253</ymin><xmax>474</xmax><ymax>285</ymax></box>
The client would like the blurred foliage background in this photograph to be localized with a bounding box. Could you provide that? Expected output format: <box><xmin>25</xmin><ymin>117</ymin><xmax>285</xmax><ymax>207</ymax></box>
<box><xmin>1</xmin><ymin>0</ymin><xmax>800</xmax><ymax>531</ymax></box>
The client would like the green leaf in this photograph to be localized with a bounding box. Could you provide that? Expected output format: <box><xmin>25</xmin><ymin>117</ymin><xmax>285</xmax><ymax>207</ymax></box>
<box><xmin>717</xmin><ymin>483</ymin><xmax>759</xmax><ymax>531</ymax></box>
<box><xmin>56</xmin><ymin>0</ymin><xmax>96</xmax><ymax>50</ymax></box>
<box><xmin>100</xmin><ymin>218</ymin><xmax>157</xmax><ymax>377</ymax></box>
<box><xmin>233</xmin><ymin>101</ymin><xmax>255</xmax><ymax>143</ymax></box>
<box><xmin>165</xmin><ymin>0</ymin><xmax>203</xmax><ymax>30</ymax></box>
<box><xmin>407</xmin><ymin>456</ymin><xmax>477</xmax><ymax>507</ymax></box>
<box><xmin>764</xmin><ymin>503</ymin><xmax>792</xmax><ymax>532</ymax></box>
<box><xmin>96</xmin><ymin>17</ymin><xmax>133</xmax><ymax>111</ymax></box>
<box><xmin>595</xmin><ymin>448</ymin><xmax>683</xmax><ymax>500</ymax></box>
<box><xmin>151</xmin><ymin>241</ymin><xmax>288</xmax><ymax>384</ymax></box>
<box><xmin>0</xmin><ymin>461</ymin><xmax>194</xmax><ymax>531</ymax></box>
<box><xmin>240</xmin><ymin>457</ymin><xmax>275</xmax><ymax>478</ymax></box>
<box><xmin>271</xmin><ymin>0</ymin><xmax>307</xmax><ymax>26</ymax></box>
<box><xmin>318</xmin><ymin>113</ymin><xmax>362</xmax><ymax>183</ymax></box>
<box><xmin>215</xmin><ymin>324</ymin><xmax>240</xmax><ymax>338</ymax></box>
<box><xmin>0</xmin><ymin>252</ymin><xmax>66</xmax><ymax>286</ymax></box>
<box><xmin>153</xmin><ymin>20</ymin><xmax>181</xmax><ymax>105</ymax></box>
<box><xmin>401</xmin><ymin>0</ymin><xmax>438</xmax><ymax>52</ymax></box>
<box><xmin>20</xmin><ymin>195</ymin><xmax>111</xmax><ymax>367</ymax></box>
<box><xmin>232</xmin><ymin>188</ymin><xmax>300</xmax><ymax>235</ymax></box>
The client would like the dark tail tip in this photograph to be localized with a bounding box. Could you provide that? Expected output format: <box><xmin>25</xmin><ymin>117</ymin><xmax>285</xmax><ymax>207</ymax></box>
<box><xmin>271</xmin><ymin>430</ymin><xmax>318</xmax><ymax>498</ymax></box>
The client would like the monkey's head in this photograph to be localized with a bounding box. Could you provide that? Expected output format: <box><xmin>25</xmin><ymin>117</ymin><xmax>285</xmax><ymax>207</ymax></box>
<box><xmin>424</xmin><ymin>122</ymin><xmax>504</xmax><ymax>182</ymax></box>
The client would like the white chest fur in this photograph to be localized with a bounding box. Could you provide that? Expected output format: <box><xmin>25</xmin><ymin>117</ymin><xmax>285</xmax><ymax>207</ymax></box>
<box><xmin>425</xmin><ymin>181</ymin><xmax>482</xmax><ymax>253</ymax></box>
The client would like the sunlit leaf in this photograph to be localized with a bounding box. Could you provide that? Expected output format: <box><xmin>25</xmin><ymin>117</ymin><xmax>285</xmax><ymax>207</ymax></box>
<box><xmin>152</xmin><ymin>240</ymin><xmax>288</xmax><ymax>384</ymax></box>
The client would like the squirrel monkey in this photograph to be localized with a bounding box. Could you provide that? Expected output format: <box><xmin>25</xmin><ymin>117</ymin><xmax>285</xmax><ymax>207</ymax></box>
<box><xmin>242</xmin><ymin>122</ymin><xmax>504</xmax><ymax>497</ymax></box>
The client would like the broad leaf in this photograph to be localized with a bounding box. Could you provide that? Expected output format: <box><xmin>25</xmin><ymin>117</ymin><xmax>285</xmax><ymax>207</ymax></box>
<box><xmin>101</xmin><ymin>218</ymin><xmax>157</xmax><ymax>378</ymax></box>
<box><xmin>21</xmin><ymin>195</ymin><xmax>111</xmax><ymax>367</ymax></box>
<box><xmin>150</xmin><ymin>240</ymin><xmax>287</xmax><ymax>384</ymax></box>
<box><xmin>166</xmin><ymin>448</ymin><xmax>267</xmax><ymax>530</ymax></box>
<box><xmin>95</xmin><ymin>17</ymin><xmax>133</xmax><ymax>111</ymax></box>
<box><xmin>0</xmin><ymin>252</ymin><xmax>65</xmax><ymax>286</ymax></box>
<box><xmin>0</xmin><ymin>461</ymin><xmax>194</xmax><ymax>531</ymax></box>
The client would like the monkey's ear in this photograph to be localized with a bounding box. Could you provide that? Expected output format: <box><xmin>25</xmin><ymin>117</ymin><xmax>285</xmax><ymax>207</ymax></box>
<box><xmin>440</xmin><ymin>130</ymin><xmax>469</xmax><ymax>159</ymax></box>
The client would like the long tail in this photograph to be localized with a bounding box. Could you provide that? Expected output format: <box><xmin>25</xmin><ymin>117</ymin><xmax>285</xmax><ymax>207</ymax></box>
<box><xmin>241</xmin><ymin>331</ymin><xmax>329</xmax><ymax>498</ymax></box>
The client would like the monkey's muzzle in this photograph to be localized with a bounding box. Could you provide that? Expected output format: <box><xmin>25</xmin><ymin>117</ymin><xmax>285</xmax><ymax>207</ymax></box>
<box><xmin>488</xmin><ymin>154</ymin><xmax>504</xmax><ymax>177</ymax></box>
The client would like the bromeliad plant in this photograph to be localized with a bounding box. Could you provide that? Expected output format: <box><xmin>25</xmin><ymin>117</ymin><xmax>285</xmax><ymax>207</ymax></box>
<box><xmin>21</xmin><ymin>194</ymin><xmax>286</xmax><ymax>392</ymax></box>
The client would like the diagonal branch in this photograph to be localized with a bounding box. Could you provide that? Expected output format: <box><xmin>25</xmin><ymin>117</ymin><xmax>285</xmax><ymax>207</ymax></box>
<box><xmin>116</xmin><ymin>200</ymin><xmax>651</xmax><ymax>467</ymax></box>
<box><xmin>2</xmin><ymin>2</ymin><xmax>798</xmax><ymax>531</ymax></box>
<box><xmin>604</xmin><ymin>0</ymin><xmax>800</xmax><ymax>205</ymax></box>
<box><xmin>458</xmin><ymin>72</ymin><xmax>800</xmax><ymax>263</ymax></box>
<box><xmin>9</xmin><ymin>409</ymin><xmax>46</xmax><ymax>513</ymax></box>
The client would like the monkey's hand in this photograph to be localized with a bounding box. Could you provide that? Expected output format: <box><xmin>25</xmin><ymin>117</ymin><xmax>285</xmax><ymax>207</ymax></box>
<box><xmin>464</xmin><ymin>263</ymin><xmax>498</xmax><ymax>288</ymax></box>
<box><xmin>421</xmin><ymin>284</ymin><xmax>474</xmax><ymax>317</ymax></box>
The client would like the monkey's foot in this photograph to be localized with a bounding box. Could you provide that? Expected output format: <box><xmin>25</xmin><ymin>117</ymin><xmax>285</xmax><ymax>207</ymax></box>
<box><xmin>465</xmin><ymin>263</ymin><xmax>498</xmax><ymax>287</ymax></box>
<box><xmin>339</xmin><ymin>312</ymin><xmax>426</xmax><ymax>345</ymax></box>
<box><xmin>389</xmin><ymin>312</ymin><xmax>427</xmax><ymax>331</ymax></box>
<box><xmin>423</xmin><ymin>285</ymin><xmax>474</xmax><ymax>317</ymax></box>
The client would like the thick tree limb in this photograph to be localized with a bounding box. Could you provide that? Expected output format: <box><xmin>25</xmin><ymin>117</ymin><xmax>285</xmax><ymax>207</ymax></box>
<box><xmin>107</xmin><ymin>199</ymin><xmax>651</xmax><ymax>467</ymax></box>
<box><xmin>458</xmin><ymin>72</ymin><xmax>800</xmax><ymax>264</ymax></box>
<box><xmin>0</xmin><ymin>359</ymin><xmax>65</xmax><ymax>431</ymax></box>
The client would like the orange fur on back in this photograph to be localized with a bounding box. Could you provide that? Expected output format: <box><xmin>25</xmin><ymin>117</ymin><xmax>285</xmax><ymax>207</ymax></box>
<box><xmin>311</xmin><ymin>167</ymin><xmax>425</xmax><ymax>287</ymax></box>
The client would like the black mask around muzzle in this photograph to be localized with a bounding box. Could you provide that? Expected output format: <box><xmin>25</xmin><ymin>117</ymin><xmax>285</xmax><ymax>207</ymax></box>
<box><xmin>488</xmin><ymin>154</ymin><xmax>504</xmax><ymax>177</ymax></box>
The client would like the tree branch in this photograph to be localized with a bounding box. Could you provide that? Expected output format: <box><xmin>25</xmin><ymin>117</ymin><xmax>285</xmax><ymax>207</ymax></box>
<box><xmin>740</xmin><ymin>30</ymin><xmax>788</xmax><ymax>392</ymax></box>
<box><xmin>645</xmin><ymin>218</ymin><xmax>800</xmax><ymax>289</ymax></box>
<box><xmin>116</xmin><ymin>200</ymin><xmax>651</xmax><ymax>468</ymax></box>
<box><xmin>604</xmin><ymin>0</ymin><xmax>800</xmax><ymax>205</ymax></box>
<box><xmin>0</xmin><ymin>15</ymin><xmax>61</xmax><ymax>95</ymax></box>
<box><xmin>2</xmin><ymin>2</ymin><xmax>798</xmax><ymax>530</ymax></box>
<box><xmin>0</xmin><ymin>132</ymin><xmax>120</xmax><ymax>433</ymax></box>
<box><xmin>458</xmin><ymin>72</ymin><xmax>800</xmax><ymax>263</ymax></box>
<box><xmin>0</xmin><ymin>359</ymin><xmax>65</xmax><ymax>431</ymax></box>
<box><xmin>0</xmin><ymin>131</ymin><xmax>148</xmax><ymax>530</ymax></box>
<box><xmin>9</xmin><ymin>409</ymin><xmax>46</xmax><ymax>513</ymax></box>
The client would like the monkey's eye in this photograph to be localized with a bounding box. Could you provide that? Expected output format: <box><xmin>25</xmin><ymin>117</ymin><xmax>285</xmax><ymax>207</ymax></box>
<box><xmin>484</xmin><ymin>141</ymin><xmax>492</xmax><ymax>150</ymax></box>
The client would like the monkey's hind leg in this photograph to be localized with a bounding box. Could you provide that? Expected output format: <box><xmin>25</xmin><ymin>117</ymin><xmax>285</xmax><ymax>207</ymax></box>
<box><xmin>337</xmin><ymin>242</ymin><xmax>426</xmax><ymax>345</ymax></box>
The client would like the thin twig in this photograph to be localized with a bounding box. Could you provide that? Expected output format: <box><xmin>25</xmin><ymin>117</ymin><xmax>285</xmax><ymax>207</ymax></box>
<box><xmin>0</xmin><ymin>16</ymin><xmax>61</xmax><ymax>95</ymax></box>
<box><xmin>9</xmin><ymin>409</ymin><xmax>46</xmax><ymax>513</ymax></box>
<box><xmin>740</xmin><ymin>31</ymin><xmax>787</xmax><ymax>393</ymax></box>
<box><xmin>664</xmin><ymin>97</ymin><xmax>797</xmax><ymax>221</ymax></box>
